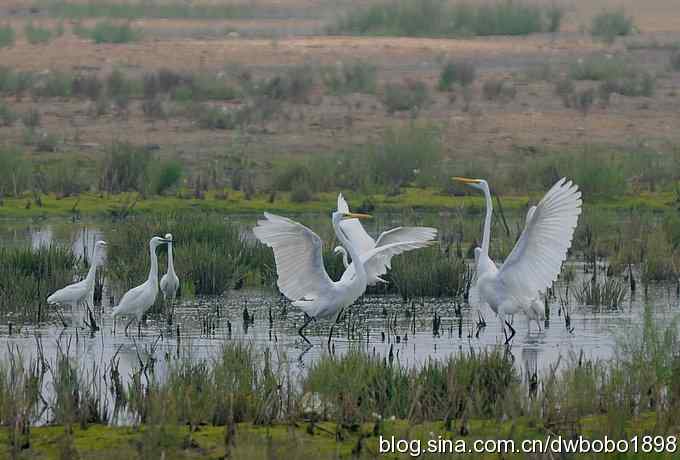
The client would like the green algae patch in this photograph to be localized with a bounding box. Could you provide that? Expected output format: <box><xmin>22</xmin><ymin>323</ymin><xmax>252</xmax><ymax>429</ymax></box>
<box><xmin>3</xmin><ymin>414</ymin><xmax>678</xmax><ymax>459</ymax></box>
<box><xmin>0</xmin><ymin>187</ymin><xmax>674</xmax><ymax>219</ymax></box>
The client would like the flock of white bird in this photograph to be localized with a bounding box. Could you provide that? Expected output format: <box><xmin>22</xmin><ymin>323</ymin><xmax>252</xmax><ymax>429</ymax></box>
<box><xmin>46</xmin><ymin>176</ymin><xmax>581</xmax><ymax>346</ymax></box>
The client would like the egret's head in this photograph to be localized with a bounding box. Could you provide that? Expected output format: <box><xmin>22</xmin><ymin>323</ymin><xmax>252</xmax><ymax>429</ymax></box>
<box><xmin>150</xmin><ymin>235</ymin><xmax>171</xmax><ymax>249</ymax></box>
<box><xmin>164</xmin><ymin>233</ymin><xmax>173</xmax><ymax>241</ymax></box>
<box><xmin>333</xmin><ymin>246</ymin><xmax>346</xmax><ymax>256</ymax></box>
<box><xmin>452</xmin><ymin>177</ymin><xmax>488</xmax><ymax>192</ymax></box>
<box><xmin>95</xmin><ymin>240</ymin><xmax>107</xmax><ymax>249</ymax></box>
<box><xmin>332</xmin><ymin>210</ymin><xmax>372</xmax><ymax>222</ymax></box>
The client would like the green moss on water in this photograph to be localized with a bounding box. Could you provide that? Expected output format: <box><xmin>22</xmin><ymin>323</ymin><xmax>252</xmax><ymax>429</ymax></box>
<box><xmin>0</xmin><ymin>188</ymin><xmax>674</xmax><ymax>219</ymax></box>
<box><xmin>3</xmin><ymin>413</ymin><xmax>678</xmax><ymax>459</ymax></box>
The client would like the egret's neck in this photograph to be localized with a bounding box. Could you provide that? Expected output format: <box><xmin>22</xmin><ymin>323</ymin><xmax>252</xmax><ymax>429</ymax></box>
<box><xmin>334</xmin><ymin>218</ymin><xmax>366</xmax><ymax>281</ymax></box>
<box><xmin>340</xmin><ymin>248</ymin><xmax>349</xmax><ymax>268</ymax></box>
<box><xmin>481</xmin><ymin>186</ymin><xmax>492</xmax><ymax>256</ymax></box>
<box><xmin>84</xmin><ymin>250</ymin><xmax>98</xmax><ymax>286</ymax></box>
<box><xmin>148</xmin><ymin>243</ymin><xmax>159</xmax><ymax>284</ymax></box>
<box><xmin>167</xmin><ymin>242</ymin><xmax>175</xmax><ymax>274</ymax></box>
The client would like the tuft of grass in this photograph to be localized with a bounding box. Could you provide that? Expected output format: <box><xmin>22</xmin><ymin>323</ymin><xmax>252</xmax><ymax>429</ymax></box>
<box><xmin>0</xmin><ymin>24</ymin><xmax>15</xmax><ymax>48</ymax></box>
<box><xmin>321</xmin><ymin>61</ymin><xmax>377</xmax><ymax>95</ymax></box>
<box><xmin>75</xmin><ymin>20</ymin><xmax>141</xmax><ymax>44</ymax></box>
<box><xmin>382</xmin><ymin>79</ymin><xmax>430</xmax><ymax>114</ymax></box>
<box><xmin>24</xmin><ymin>22</ymin><xmax>54</xmax><ymax>44</ymax></box>
<box><xmin>0</xmin><ymin>245</ymin><xmax>79</xmax><ymax>321</ymax></box>
<box><xmin>438</xmin><ymin>59</ymin><xmax>476</xmax><ymax>91</ymax></box>
<box><xmin>591</xmin><ymin>9</ymin><xmax>635</xmax><ymax>44</ymax></box>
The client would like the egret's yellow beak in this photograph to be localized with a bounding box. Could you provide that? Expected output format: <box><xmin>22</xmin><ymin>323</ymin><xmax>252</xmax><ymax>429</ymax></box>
<box><xmin>452</xmin><ymin>176</ymin><xmax>481</xmax><ymax>184</ymax></box>
<box><xmin>343</xmin><ymin>212</ymin><xmax>372</xmax><ymax>219</ymax></box>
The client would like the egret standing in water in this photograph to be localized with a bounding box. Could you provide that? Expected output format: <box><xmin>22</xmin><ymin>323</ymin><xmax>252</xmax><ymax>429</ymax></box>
<box><xmin>334</xmin><ymin>194</ymin><xmax>437</xmax><ymax>285</ymax></box>
<box><xmin>453</xmin><ymin>177</ymin><xmax>581</xmax><ymax>343</ymax></box>
<box><xmin>112</xmin><ymin>236</ymin><xmax>171</xmax><ymax>336</ymax></box>
<box><xmin>254</xmin><ymin>210</ymin><xmax>432</xmax><ymax>347</ymax></box>
<box><xmin>47</xmin><ymin>240</ymin><xmax>107</xmax><ymax>327</ymax></box>
<box><xmin>160</xmin><ymin>233</ymin><xmax>179</xmax><ymax>325</ymax></box>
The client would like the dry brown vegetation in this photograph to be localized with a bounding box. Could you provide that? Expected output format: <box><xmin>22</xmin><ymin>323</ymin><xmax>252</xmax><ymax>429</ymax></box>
<box><xmin>0</xmin><ymin>0</ymin><xmax>679</xmax><ymax>198</ymax></box>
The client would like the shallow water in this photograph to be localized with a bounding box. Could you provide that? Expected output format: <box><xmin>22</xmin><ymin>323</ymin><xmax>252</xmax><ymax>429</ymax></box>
<box><xmin>1</xmin><ymin>217</ymin><xmax>680</xmax><ymax>407</ymax></box>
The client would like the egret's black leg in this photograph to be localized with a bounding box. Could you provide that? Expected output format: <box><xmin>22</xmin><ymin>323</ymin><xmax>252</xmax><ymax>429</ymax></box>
<box><xmin>124</xmin><ymin>318</ymin><xmax>134</xmax><ymax>337</ymax></box>
<box><xmin>504</xmin><ymin>320</ymin><xmax>516</xmax><ymax>345</ymax></box>
<box><xmin>327</xmin><ymin>309</ymin><xmax>344</xmax><ymax>352</ymax></box>
<box><xmin>298</xmin><ymin>314</ymin><xmax>313</xmax><ymax>346</ymax></box>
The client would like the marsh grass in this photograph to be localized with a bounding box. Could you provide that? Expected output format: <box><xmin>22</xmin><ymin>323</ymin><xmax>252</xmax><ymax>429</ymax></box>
<box><xmin>389</xmin><ymin>247</ymin><xmax>471</xmax><ymax>300</ymax></box>
<box><xmin>0</xmin><ymin>245</ymin><xmax>79</xmax><ymax>321</ymax></box>
<box><xmin>105</xmin><ymin>213</ymin><xmax>272</xmax><ymax>297</ymax></box>
<box><xmin>331</xmin><ymin>0</ymin><xmax>562</xmax><ymax>37</ymax></box>
<box><xmin>2</xmin><ymin>313</ymin><xmax>680</xmax><ymax>457</ymax></box>
<box><xmin>573</xmin><ymin>277</ymin><xmax>627</xmax><ymax>309</ymax></box>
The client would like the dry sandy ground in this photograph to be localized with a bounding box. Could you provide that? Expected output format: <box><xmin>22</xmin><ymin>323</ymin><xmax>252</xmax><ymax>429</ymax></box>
<box><xmin>0</xmin><ymin>0</ymin><xmax>679</xmax><ymax>173</ymax></box>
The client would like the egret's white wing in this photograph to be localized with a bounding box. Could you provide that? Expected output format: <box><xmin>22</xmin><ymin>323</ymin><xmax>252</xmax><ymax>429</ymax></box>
<box><xmin>498</xmin><ymin>178</ymin><xmax>582</xmax><ymax>298</ymax></box>
<box><xmin>47</xmin><ymin>280</ymin><xmax>87</xmax><ymax>305</ymax></box>
<box><xmin>359</xmin><ymin>240</ymin><xmax>435</xmax><ymax>282</ymax></box>
<box><xmin>375</xmin><ymin>226</ymin><xmax>437</xmax><ymax>248</ymax></box>
<box><xmin>253</xmin><ymin>212</ymin><xmax>334</xmax><ymax>301</ymax></box>
<box><xmin>337</xmin><ymin>193</ymin><xmax>375</xmax><ymax>254</ymax></box>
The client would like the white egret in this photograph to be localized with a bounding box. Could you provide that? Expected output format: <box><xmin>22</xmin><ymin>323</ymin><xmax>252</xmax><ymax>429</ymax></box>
<box><xmin>160</xmin><ymin>233</ymin><xmax>179</xmax><ymax>325</ymax></box>
<box><xmin>253</xmin><ymin>210</ymin><xmax>432</xmax><ymax>346</ymax></box>
<box><xmin>454</xmin><ymin>177</ymin><xmax>581</xmax><ymax>343</ymax></box>
<box><xmin>112</xmin><ymin>236</ymin><xmax>171</xmax><ymax>336</ymax></box>
<box><xmin>334</xmin><ymin>194</ymin><xmax>437</xmax><ymax>285</ymax></box>
<box><xmin>47</xmin><ymin>240</ymin><xmax>107</xmax><ymax>327</ymax></box>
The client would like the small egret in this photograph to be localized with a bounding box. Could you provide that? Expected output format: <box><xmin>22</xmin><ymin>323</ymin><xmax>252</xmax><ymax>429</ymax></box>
<box><xmin>47</xmin><ymin>240</ymin><xmax>107</xmax><ymax>327</ymax></box>
<box><xmin>112</xmin><ymin>236</ymin><xmax>171</xmax><ymax>336</ymax></box>
<box><xmin>334</xmin><ymin>194</ymin><xmax>437</xmax><ymax>284</ymax></box>
<box><xmin>160</xmin><ymin>233</ymin><xmax>179</xmax><ymax>325</ymax></box>
<box><xmin>454</xmin><ymin>177</ymin><xmax>581</xmax><ymax>343</ymax></box>
<box><xmin>254</xmin><ymin>210</ymin><xmax>432</xmax><ymax>347</ymax></box>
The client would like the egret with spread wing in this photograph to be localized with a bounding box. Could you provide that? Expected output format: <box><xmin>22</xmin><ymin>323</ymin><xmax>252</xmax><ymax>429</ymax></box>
<box><xmin>454</xmin><ymin>177</ymin><xmax>581</xmax><ymax>343</ymax></box>
<box><xmin>334</xmin><ymin>194</ymin><xmax>437</xmax><ymax>285</ymax></box>
<box><xmin>47</xmin><ymin>240</ymin><xmax>107</xmax><ymax>327</ymax></box>
<box><xmin>112</xmin><ymin>236</ymin><xmax>171</xmax><ymax>336</ymax></box>
<box><xmin>160</xmin><ymin>233</ymin><xmax>180</xmax><ymax>325</ymax></box>
<box><xmin>254</xmin><ymin>210</ymin><xmax>432</xmax><ymax>346</ymax></box>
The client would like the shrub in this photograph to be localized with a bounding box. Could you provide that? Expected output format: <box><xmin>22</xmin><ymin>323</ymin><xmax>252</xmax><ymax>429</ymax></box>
<box><xmin>31</xmin><ymin>71</ymin><xmax>73</xmax><ymax>98</ymax></box>
<box><xmin>98</xmin><ymin>142</ymin><xmax>151</xmax><ymax>193</ymax></box>
<box><xmin>670</xmin><ymin>50</ymin><xmax>680</xmax><ymax>71</ymax></box>
<box><xmin>591</xmin><ymin>9</ymin><xmax>634</xmax><ymax>43</ymax></box>
<box><xmin>256</xmin><ymin>65</ymin><xmax>314</xmax><ymax>103</ymax></box>
<box><xmin>21</xmin><ymin>108</ymin><xmax>41</xmax><ymax>128</ymax></box>
<box><xmin>598</xmin><ymin>72</ymin><xmax>655</xmax><ymax>99</ymax></box>
<box><xmin>0</xmin><ymin>101</ymin><xmax>16</xmax><ymax>126</ymax></box>
<box><xmin>42</xmin><ymin>160</ymin><xmax>87</xmax><ymax>196</ymax></box>
<box><xmin>383</xmin><ymin>79</ymin><xmax>430</xmax><ymax>113</ymax></box>
<box><xmin>290</xmin><ymin>181</ymin><xmax>313</xmax><ymax>203</ymax></box>
<box><xmin>322</xmin><ymin>61</ymin><xmax>377</xmax><ymax>95</ymax></box>
<box><xmin>150</xmin><ymin>160</ymin><xmax>183</xmax><ymax>195</ymax></box>
<box><xmin>192</xmin><ymin>104</ymin><xmax>239</xmax><ymax>130</ymax></box>
<box><xmin>438</xmin><ymin>60</ymin><xmax>476</xmax><ymax>91</ymax></box>
<box><xmin>0</xmin><ymin>147</ymin><xmax>32</xmax><ymax>196</ymax></box>
<box><xmin>106</xmin><ymin>69</ymin><xmax>134</xmax><ymax>99</ymax></box>
<box><xmin>570</xmin><ymin>55</ymin><xmax>640</xmax><ymax>82</ymax></box>
<box><xmin>142</xmin><ymin>97</ymin><xmax>166</xmax><ymax>120</ymax></box>
<box><xmin>572</xmin><ymin>88</ymin><xmax>595</xmax><ymax>115</ymax></box>
<box><xmin>24</xmin><ymin>22</ymin><xmax>53</xmax><ymax>44</ymax></box>
<box><xmin>77</xmin><ymin>21</ymin><xmax>141</xmax><ymax>44</ymax></box>
<box><xmin>482</xmin><ymin>79</ymin><xmax>516</xmax><ymax>102</ymax></box>
<box><xmin>367</xmin><ymin>123</ymin><xmax>441</xmax><ymax>188</ymax></box>
<box><xmin>0</xmin><ymin>24</ymin><xmax>15</xmax><ymax>48</ymax></box>
<box><xmin>71</xmin><ymin>74</ymin><xmax>103</xmax><ymax>100</ymax></box>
